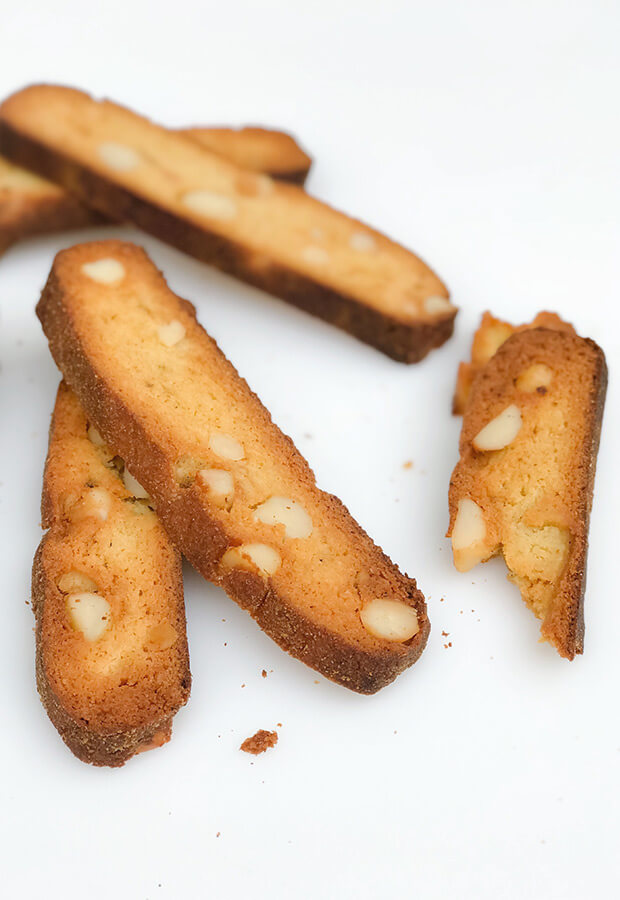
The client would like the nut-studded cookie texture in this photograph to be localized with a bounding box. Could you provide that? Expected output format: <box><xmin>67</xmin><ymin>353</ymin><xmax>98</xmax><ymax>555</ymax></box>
<box><xmin>453</xmin><ymin>311</ymin><xmax>576</xmax><ymax>414</ymax></box>
<box><xmin>448</xmin><ymin>328</ymin><xmax>607</xmax><ymax>659</ymax></box>
<box><xmin>0</xmin><ymin>84</ymin><xmax>454</xmax><ymax>362</ymax></box>
<box><xmin>37</xmin><ymin>240</ymin><xmax>430</xmax><ymax>693</ymax></box>
<box><xmin>33</xmin><ymin>382</ymin><xmax>190</xmax><ymax>766</ymax></box>
<box><xmin>0</xmin><ymin>124</ymin><xmax>310</xmax><ymax>257</ymax></box>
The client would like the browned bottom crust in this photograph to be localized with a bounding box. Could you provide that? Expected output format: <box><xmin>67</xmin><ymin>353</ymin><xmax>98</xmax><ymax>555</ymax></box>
<box><xmin>32</xmin><ymin>542</ymin><xmax>183</xmax><ymax>766</ymax></box>
<box><xmin>269</xmin><ymin>168</ymin><xmax>308</xmax><ymax>186</ymax></box>
<box><xmin>0</xmin><ymin>123</ymin><xmax>454</xmax><ymax>363</ymax></box>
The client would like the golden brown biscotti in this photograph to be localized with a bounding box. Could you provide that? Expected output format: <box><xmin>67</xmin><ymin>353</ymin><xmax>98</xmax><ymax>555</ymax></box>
<box><xmin>37</xmin><ymin>240</ymin><xmax>430</xmax><ymax>693</ymax></box>
<box><xmin>1</xmin><ymin>84</ymin><xmax>455</xmax><ymax>362</ymax></box>
<box><xmin>447</xmin><ymin>328</ymin><xmax>607</xmax><ymax>659</ymax></box>
<box><xmin>453</xmin><ymin>311</ymin><xmax>576</xmax><ymax>414</ymax></box>
<box><xmin>33</xmin><ymin>381</ymin><xmax>191</xmax><ymax>766</ymax></box>
<box><xmin>0</xmin><ymin>155</ymin><xmax>105</xmax><ymax>254</ymax></box>
<box><xmin>0</xmin><ymin>125</ymin><xmax>310</xmax><ymax>257</ymax></box>
<box><xmin>183</xmin><ymin>126</ymin><xmax>311</xmax><ymax>185</ymax></box>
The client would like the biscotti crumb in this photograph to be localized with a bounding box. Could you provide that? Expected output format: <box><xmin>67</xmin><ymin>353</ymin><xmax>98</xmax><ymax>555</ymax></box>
<box><xmin>261</xmin><ymin>669</ymin><xmax>267</xmax><ymax>678</ymax></box>
<box><xmin>402</xmin><ymin>460</ymin><xmax>413</xmax><ymax>470</ymax></box>
<box><xmin>240</xmin><ymin>730</ymin><xmax>278</xmax><ymax>755</ymax></box>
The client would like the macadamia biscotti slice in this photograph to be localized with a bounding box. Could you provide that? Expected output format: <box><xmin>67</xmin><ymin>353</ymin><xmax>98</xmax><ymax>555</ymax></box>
<box><xmin>1</xmin><ymin>84</ymin><xmax>455</xmax><ymax>362</ymax></box>
<box><xmin>452</xmin><ymin>311</ymin><xmax>576</xmax><ymax>414</ymax></box>
<box><xmin>0</xmin><ymin>124</ymin><xmax>310</xmax><ymax>257</ymax></box>
<box><xmin>448</xmin><ymin>328</ymin><xmax>607</xmax><ymax>659</ymax></box>
<box><xmin>37</xmin><ymin>241</ymin><xmax>430</xmax><ymax>693</ymax></box>
<box><xmin>33</xmin><ymin>382</ymin><xmax>190</xmax><ymax>766</ymax></box>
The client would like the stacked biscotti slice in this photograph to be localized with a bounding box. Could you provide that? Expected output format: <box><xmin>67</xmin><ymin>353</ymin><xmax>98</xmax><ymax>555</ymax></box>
<box><xmin>0</xmin><ymin>124</ymin><xmax>311</xmax><ymax>257</ymax></box>
<box><xmin>448</xmin><ymin>317</ymin><xmax>607</xmax><ymax>658</ymax></box>
<box><xmin>37</xmin><ymin>240</ymin><xmax>430</xmax><ymax>696</ymax></box>
<box><xmin>0</xmin><ymin>84</ymin><xmax>455</xmax><ymax>362</ymax></box>
<box><xmin>34</xmin><ymin>382</ymin><xmax>190</xmax><ymax>765</ymax></box>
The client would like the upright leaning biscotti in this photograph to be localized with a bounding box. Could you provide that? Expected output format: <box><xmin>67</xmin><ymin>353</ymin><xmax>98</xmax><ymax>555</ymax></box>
<box><xmin>33</xmin><ymin>381</ymin><xmax>191</xmax><ymax>765</ymax></box>
<box><xmin>1</xmin><ymin>84</ymin><xmax>455</xmax><ymax>362</ymax></box>
<box><xmin>37</xmin><ymin>240</ymin><xmax>430</xmax><ymax>693</ymax></box>
<box><xmin>448</xmin><ymin>328</ymin><xmax>607</xmax><ymax>659</ymax></box>
<box><xmin>0</xmin><ymin>124</ymin><xmax>311</xmax><ymax>257</ymax></box>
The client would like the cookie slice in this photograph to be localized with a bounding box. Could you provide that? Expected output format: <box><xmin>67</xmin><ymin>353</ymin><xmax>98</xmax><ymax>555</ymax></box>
<box><xmin>33</xmin><ymin>382</ymin><xmax>190</xmax><ymax>765</ymax></box>
<box><xmin>37</xmin><ymin>240</ymin><xmax>430</xmax><ymax>693</ymax></box>
<box><xmin>0</xmin><ymin>154</ymin><xmax>105</xmax><ymax>254</ymax></box>
<box><xmin>182</xmin><ymin>126</ymin><xmax>311</xmax><ymax>185</ymax></box>
<box><xmin>1</xmin><ymin>124</ymin><xmax>310</xmax><ymax>257</ymax></box>
<box><xmin>453</xmin><ymin>311</ymin><xmax>576</xmax><ymax>414</ymax></box>
<box><xmin>1</xmin><ymin>84</ymin><xmax>455</xmax><ymax>362</ymax></box>
<box><xmin>448</xmin><ymin>328</ymin><xmax>607</xmax><ymax>658</ymax></box>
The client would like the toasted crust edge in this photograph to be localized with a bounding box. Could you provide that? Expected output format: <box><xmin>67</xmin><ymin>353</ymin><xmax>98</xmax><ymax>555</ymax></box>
<box><xmin>542</xmin><ymin>334</ymin><xmax>607</xmax><ymax>658</ymax></box>
<box><xmin>36</xmin><ymin>248</ymin><xmax>430</xmax><ymax>693</ymax></box>
<box><xmin>0</xmin><ymin>114</ymin><xmax>454</xmax><ymax>363</ymax></box>
<box><xmin>448</xmin><ymin>329</ymin><xmax>607</xmax><ymax>659</ymax></box>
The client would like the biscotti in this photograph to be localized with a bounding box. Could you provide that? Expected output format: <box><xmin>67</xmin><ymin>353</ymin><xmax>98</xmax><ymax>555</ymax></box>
<box><xmin>0</xmin><ymin>155</ymin><xmax>105</xmax><ymax>255</ymax></box>
<box><xmin>37</xmin><ymin>240</ymin><xmax>430</xmax><ymax>693</ymax></box>
<box><xmin>448</xmin><ymin>327</ymin><xmax>607</xmax><ymax>659</ymax></box>
<box><xmin>33</xmin><ymin>381</ymin><xmax>191</xmax><ymax>765</ymax></box>
<box><xmin>1</xmin><ymin>84</ymin><xmax>455</xmax><ymax>362</ymax></box>
<box><xmin>0</xmin><ymin>124</ymin><xmax>310</xmax><ymax>257</ymax></box>
<box><xmin>453</xmin><ymin>311</ymin><xmax>575</xmax><ymax>414</ymax></box>
<box><xmin>183</xmin><ymin>126</ymin><xmax>311</xmax><ymax>184</ymax></box>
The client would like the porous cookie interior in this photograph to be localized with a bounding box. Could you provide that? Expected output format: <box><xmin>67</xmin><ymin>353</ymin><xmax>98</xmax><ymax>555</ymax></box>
<box><xmin>40</xmin><ymin>383</ymin><xmax>188</xmax><ymax>730</ymax></box>
<box><xmin>54</xmin><ymin>241</ymin><xmax>424</xmax><ymax>656</ymax></box>
<box><xmin>3</xmin><ymin>85</ymin><xmax>450</xmax><ymax>323</ymax></box>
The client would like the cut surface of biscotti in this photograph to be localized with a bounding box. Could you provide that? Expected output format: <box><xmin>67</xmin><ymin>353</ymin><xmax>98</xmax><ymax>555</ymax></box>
<box><xmin>183</xmin><ymin>126</ymin><xmax>311</xmax><ymax>184</ymax></box>
<box><xmin>448</xmin><ymin>328</ymin><xmax>607</xmax><ymax>659</ymax></box>
<box><xmin>1</xmin><ymin>84</ymin><xmax>455</xmax><ymax>362</ymax></box>
<box><xmin>0</xmin><ymin>124</ymin><xmax>310</xmax><ymax>257</ymax></box>
<box><xmin>453</xmin><ymin>311</ymin><xmax>576</xmax><ymax>414</ymax></box>
<box><xmin>37</xmin><ymin>240</ymin><xmax>430</xmax><ymax>693</ymax></box>
<box><xmin>33</xmin><ymin>381</ymin><xmax>191</xmax><ymax>766</ymax></box>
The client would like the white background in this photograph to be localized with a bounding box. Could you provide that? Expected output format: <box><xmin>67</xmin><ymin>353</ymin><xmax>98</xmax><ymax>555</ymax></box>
<box><xmin>1</xmin><ymin>1</ymin><xmax>618</xmax><ymax>897</ymax></box>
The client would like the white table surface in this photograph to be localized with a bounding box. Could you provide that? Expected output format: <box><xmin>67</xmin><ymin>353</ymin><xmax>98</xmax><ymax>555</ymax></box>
<box><xmin>0</xmin><ymin>1</ymin><xmax>618</xmax><ymax>897</ymax></box>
